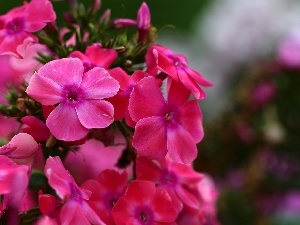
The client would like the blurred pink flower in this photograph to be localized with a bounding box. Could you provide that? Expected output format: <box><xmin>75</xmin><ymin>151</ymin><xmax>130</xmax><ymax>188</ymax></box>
<box><xmin>26</xmin><ymin>58</ymin><xmax>119</xmax><ymax>141</ymax></box>
<box><xmin>0</xmin><ymin>155</ymin><xmax>30</xmax><ymax>223</ymax></box>
<box><xmin>112</xmin><ymin>180</ymin><xmax>178</xmax><ymax>225</ymax></box>
<box><xmin>0</xmin><ymin>0</ymin><xmax>56</xmax><ymax>57</ymax></box>
<box><xmin>129</xmin><ymin>76</ymin><xmax>204</xmax><ymax>163</ymax></box>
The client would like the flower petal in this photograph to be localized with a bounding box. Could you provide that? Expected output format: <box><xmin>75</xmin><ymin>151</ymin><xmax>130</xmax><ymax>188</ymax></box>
<box><xmin>46</xmin><ymin>103</ymin><xmax>88</xmax><ymax>141</ymax></box>
<box><xmin>132</xmin><ymin>116</ymin><xmax>167</xmax><ymax>160</ymax></box>
<box><xmin>76</xmin><ymin>100</ymin><xmax>114</xmax><ymax>129</ymax></box>
<box><xmin>177</xmin><ymin>100</ymin><xmax>204</xmax><ymax>143</ymax></box>
<box><xmin>167</xmin><ymin>122</ymin><xmax>198</xmax><ymax>163</ymax></box>
<box><xmin>129</xmin><ymin>76</ymin><xmax>167</xmax><ymax>122</ymax></box>
<box><xmin>26</xmin><ymin>72</ymin><xmax>63</xmax><ymax>105</ymax></box>
<box><xmin>81</xmin><ymin>67</ymin><xmax>119</xmax><ymax>99</ymax></box>
<box><xmin>152</xmin><ymin>187</ymin><xmax>178</xmax><ymax>222</ymax></box>
<box><xmin>37</xmin><ymin>58</ymin><xmax>84</xmax><ymax>87</ymax></box>
<box><xmin>85</xmin><ymin>45</ymin><xmax>118</xmax><ymax>69</ymax></box>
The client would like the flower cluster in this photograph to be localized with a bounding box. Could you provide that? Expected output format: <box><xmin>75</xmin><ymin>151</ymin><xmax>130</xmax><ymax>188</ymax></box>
<box><xmin>0</xmin><ymin>0</ymin><xmax>218</xmax><ymax>224</ymax></box>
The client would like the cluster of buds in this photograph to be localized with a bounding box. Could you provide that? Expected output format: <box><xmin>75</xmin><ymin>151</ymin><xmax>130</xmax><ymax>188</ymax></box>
<box><xmin>0</xmin><ymin>0</ymin><xmax>218</xmax><ymax>224</ymax></box>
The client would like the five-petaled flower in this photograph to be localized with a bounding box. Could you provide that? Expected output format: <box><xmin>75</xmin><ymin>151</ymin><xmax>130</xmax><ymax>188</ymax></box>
<box><xmin>26</xmin><ymin>57</ymin><xmax>120</xmax><ymax>141</ymax></box>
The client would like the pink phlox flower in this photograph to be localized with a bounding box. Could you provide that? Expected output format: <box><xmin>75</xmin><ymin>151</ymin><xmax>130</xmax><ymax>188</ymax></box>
<box><xmin>26</xmin><ymin>57</ymin><xmax>120</xmax><ymax>141</ymax></box>
<box><xmin>0</xmin><ymin>0</ymin><xmax>56</xmax><ymax>58</ymax></box>
<box><xmin>112</xmin><ymin>180</ymin><xmax>178</xmax><ymax>225</ymax></box>
<box><xmin>0</xmin><ymin>155</ymin><xmax>30</xmax><ymax>221</ymax></box>
<box><xmin>21</xmin><ymin>116</ymin><xmax>51</xmax><ymax>142</ymax></box>
<box><xmin>69</xmin><ymin>43</ymin><xmax>118</xmax><ymax>71</ymax></box>
<box><xmin>107</xmin><ymin>67</ymin><xmax>145</xmax><ymax>121</ymax></box>
<box><xmin>64</xmin><ymin>134</ymin><xmax>132</xmax><ymax>185</ymax></box>
<box><xmin>44</xmin><ymin>156</ymin><xmax>105</xmax><ymax>225</ymax></box>
<box><xmin>9</xmin><ymin>42</ymin><xmax>51</xmax><ymax>83</ymax></box>
<box><xmin>81</xmin><ymin>169</ymin><xmax>128</xmax><ymax>225</ymax></box>
<box><xmin>137</xmin><ymin>156</ymin><xmax>203</xmax><ymax>211</ymax></box>
<box><xmin>0</xmin><ymin>133</ymin><xmax>40</xmax><ymax>165</ymax></box>
<box><xmin>145</xmin><ymin>44</ymin><xmax>213</xmax><ymax>99</ymax></box>
<box><xmin>129</xmin><ymin>76</ymin><xmax>204</xmax><ymax>163</ymax></box>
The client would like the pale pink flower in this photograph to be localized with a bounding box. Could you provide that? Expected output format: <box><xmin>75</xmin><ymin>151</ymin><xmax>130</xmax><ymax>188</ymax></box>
<box><xmin>0</xmin><ymin>0</ymin><xmax>56</xmax><ymax>57</ymax></box>
<box><xmin>81</xmin><ymin>169</ymin><xmax>128</xmax><ymax>225</ymax></box>
<box><xmin>277</xmin><ymin>30</ymin><xmax>300</xmax><ymax>68</ymax></box>
<box><xmin>44</xmin><ymin>156</ymin><xmax>105</xmax><ymax>225</ymax></box>
<box><xmin>26</xmin><ymin>57</ymin><xmax>120</xmax><ymax>141</ymax></box>
<box><xmin>0</xmin><ymin>133</ymin><xmax>40</xmax><ymax>165</ymax></box>
<box><xmin>145</xmin><ymin>44</ymin><xmax>213</xmax><ymax>99</ymax></box>
<box><xmin>69</xmin><ymin>43</ymin><xmax>117</xmax><ymax>71</ymax></box>
<box><xmin>112</xmin><ymin>180</ymin><xmax>178</xmax><ymax>225</ymax></box>
<box><xmin>129</xmin><ymin>76</ymin><xmax>204</xmax><ymax>163</ymax></box>
<box><xmin>64</xmin><ymin>136</ymin><xmax>132</xmax><ymax>185</ymax></box>
<box><xmin>137</xmin><ymin>156</ymin><xmax>203</xmax><ymax>211</ymax></box>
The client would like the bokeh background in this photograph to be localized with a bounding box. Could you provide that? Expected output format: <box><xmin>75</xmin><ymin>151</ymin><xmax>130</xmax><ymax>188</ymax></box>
<box><xmin>2</xmin><ymin>0</ymin><xmax>300</xmax><ymax>224</ymax></box>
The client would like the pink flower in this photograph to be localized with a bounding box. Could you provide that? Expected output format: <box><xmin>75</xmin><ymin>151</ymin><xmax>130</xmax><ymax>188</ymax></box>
<box><xmin>81</xmin><ymin>169</ymin><xmax>128</xmax><ymax>225</ymax></box>
<box><xmin>0</xmin><ymin>0</ymin><xmax>56</xmax><ymax>57</ymax></box>
<box><xmin>0</xmin><ymin>155</ymin><xmax>30</xmax><ymax>223</ymax></box>
<box><xmin>107</xmin><ymin>67</ymin><xmax>145</xmax><ymax>121</ymax></box>
<box><xmin>112</xmin><ymin>180</ymin><xmax>178</xmax><ymax>225</ymax></box>
<box><xmin>277</xmin><ymin>30</ymin><xmax>300</xmax><ymax>68</ymax></box>
<box><xmin>26</xmin><ymin>58</ymin><xmax>120</xmax><ymax>141</ymax></box>
<box><xmin>64</xmin><ymin>136</ymin><xmax>132</xmax><ymax>185</ymax></box>
<box><xmin>145</xmin><ymin>45</ymin><xmax>213</xmax><ymax>99</ymax></box>
<box><xmin>44</xmin><ymin>156</ymin><xmax>105</xmax><ymax>225</ymax></box>
<box><xmin>0</xmin><ymin>133</ymin><xmax>40</xmax><ymax>165</ymax></box>
<box><xmin>69</xmin><ymin>43</ymin><xmax>117</xmax><ymax>71</ymax></box>
<box><xmin>137</xmin><ymin>157</ymin><xmax>203</xmax><ymax>211</ymax></box>
<box><xmin>129</xmin><ymin>76</ymin><xmax>204</xmax><ymax>163</ymax></box>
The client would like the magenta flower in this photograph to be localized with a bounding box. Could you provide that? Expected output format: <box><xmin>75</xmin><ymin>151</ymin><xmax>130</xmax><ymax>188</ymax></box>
<box><xmin>44</xmin><ymin>156</ymin><xmax>105</xmax><ymax>225</ymax></box>
<box><xmin>0</xmin><ymin>0</ymin><xmax>56</xmax><ymax>57</ymax></box>
<box><xmin>21</xmin><ymin>116</ymin><xmax>51</xmax><ymax>142</ymax></box>
<box><xmin>0</xmin><ymin>133</ymin><xmax>40</xmax><ymax>165</ymax></box>
<box><xmin>26</xmin><ymin>58</ymin><xmax>120</xmax><ymax>141</ymax></box>
<box><xmin>129</xmin><ymin>76</ymin><xmax>204</xmax><ymax>163</ymax></box>
<box><xmin>145</xmin><ymin>44</ymin><xmax>213</xmax><ymax>99</ymax></box>
<box><xmin>137</xmin><ymin>157</ymin><xmax>203</xmax><ymax>211</ymax></box>
<box><xmin>69</xmin><ymin>43</ymin><xmax>118</xmax><ymax>71</ymax></box>
<box><xmin>81</xmin><ymin>169</ymin><xmax>128</xmax><ymax>225</ymax></box>
<box><xmin>112</xmin><ymin>180</ymin><xmax>178</xmax><ymax>225</ymax></box>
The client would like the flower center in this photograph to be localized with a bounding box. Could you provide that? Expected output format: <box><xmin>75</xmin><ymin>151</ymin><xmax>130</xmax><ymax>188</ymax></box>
<box><xmin>165</xmin><ymin>112</ymin><xmax>172</xmax><ymax>122</ymax></box>
<box><xmin>162</xmin><ymin>170</ymin><xmax>178</xmax><ymax>186</ymax></box>
<box><xmin>6</xmin><ymin>17</ymin><xmax>24</xmax><ymax>35</ymax></box>
<box><xmin>140</xmin><ymin>212</ymin><xmax>148</xmax><ymax>222</ymax></box>
<box><xmin>63</xmin><ymin>85</ymin><xmax>84</xmax><ymax>104</ymax></box>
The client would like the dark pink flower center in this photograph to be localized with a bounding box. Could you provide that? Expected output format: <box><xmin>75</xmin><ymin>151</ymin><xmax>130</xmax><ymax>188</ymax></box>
<box><xmin>161</xmin><ymin>170</ymin><xmax>178</xmax><ymax>186</ymax></box>
<box><xmin>6</xmin><ymin>17</ymin><xmax>24</xmax><ymax>35</ymax></box>
<box><xmin>63</xmin><ymin>85</ymin><xmax>84</xmax><ymax>104</ymax></box>
<box><xmin>135</xmin><ymin>206</ymin><xmax>153</xmax><ymax>225</ymax></box>
<box><xmin>69</xmin><ymin>183</ymin><xmax>83</xmax><ymax>201</ymax></box>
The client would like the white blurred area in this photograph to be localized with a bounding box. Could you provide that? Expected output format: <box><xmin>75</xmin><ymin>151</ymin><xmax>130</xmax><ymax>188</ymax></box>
<box><xmin>158</xmin><ymin>0</ymin><xmax>300</xmax><ymax>121</ymax></box>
